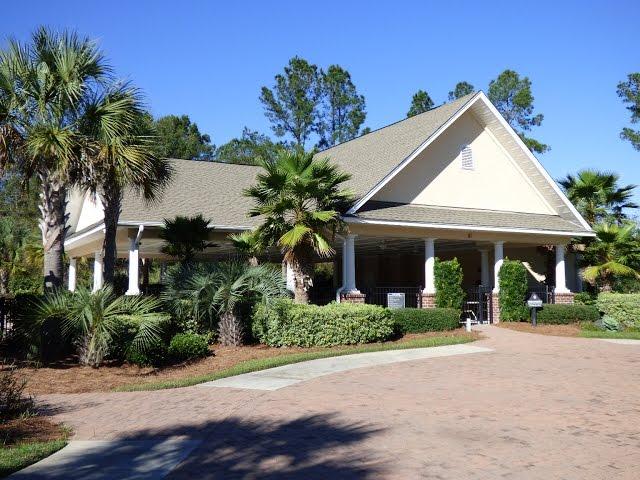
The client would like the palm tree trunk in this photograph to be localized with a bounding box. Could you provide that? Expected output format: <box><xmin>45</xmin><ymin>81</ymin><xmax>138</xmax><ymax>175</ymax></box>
<box><xmin>0</xmin><ymin>268</ymin><xmax>9</xmax><ymax>295</ymax></box>
<box><xmin>39</xmin><ymin>174</ymin><xmax>67</xmax><ymax>290</ymax></box>
<box><xmin>218</xmin><ymin>310</ymin><xmax>244</xmax><ymax>346</ymax></box>
<box><xmin>101</xmin><ymin>187</ymin><xmax>122</xmax><ymax>285</ymax></box>
<box><xmin>291</xmin><ymin>257</ymin><xmax>313</xmax><ymax>304</ymax></box>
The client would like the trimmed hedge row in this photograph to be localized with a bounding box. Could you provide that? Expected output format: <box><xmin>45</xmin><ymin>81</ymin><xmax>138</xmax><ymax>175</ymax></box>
<box><xmin>252</xmin><ymin>300</ymin><xmax>395</xmax><ymax>347</ymax></box>
<box><xmin>390</xmin><ymin>308</ymin><xmax>460</xmax><ymax>333</ymax></box>
<box><xmin>536</xmin><ymin>304</ymin><xmax>600</xmax><ymax>324</ymax></box>
<box><xmin>597</xmin><ymin>293</ymin><xmax>640</xmax><ymax>329</ymax></box>
<box><xmin>434</xmin><ymin>259</ymin><xmax>465</xmax><ymax>309</ymax></box>
<box><xmin>498</xmin><ymin>260</ymin><xmax>529</xmax><ymax>321</ymax></box>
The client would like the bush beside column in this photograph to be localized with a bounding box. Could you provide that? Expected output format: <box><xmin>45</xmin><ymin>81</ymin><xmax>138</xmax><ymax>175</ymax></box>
<box><xmin>434</xmin><ymin>258</ymin><xmax>465</xmax><ymax>310</ymax></box>
<box><xmin>498</xmin><ymin>260</ymin><xmax>528</xmax><ymax>321</ymax></box>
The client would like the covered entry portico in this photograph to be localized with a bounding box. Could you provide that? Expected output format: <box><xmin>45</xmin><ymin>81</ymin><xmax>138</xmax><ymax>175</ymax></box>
<box><xmin>335</xmin><ymin>220</ymin><xmax>582</xmax><ymax>323</ymax></box>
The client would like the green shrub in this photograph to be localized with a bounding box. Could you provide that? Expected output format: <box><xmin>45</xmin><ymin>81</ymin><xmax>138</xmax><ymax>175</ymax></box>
<box><xmin>574</xmin><ymin>291</ymin><xmax>596</xmax><ymax>306</ymax></box>
<box><xmin>390</xmin><ymin>308</ymin><xmax>459</xmax><ymax>333</ymax></box>
<box><xmin>434</xmin><ymin>258</ymin><xmax>465</xmax><ymax>310</ymax></box>
<box><xmin>596</xmin><ymin>293</ymin><xmax>640</xmax><ymax>329</ymax></box>
<box><xmin>601</xmin><ymin>315</ymin><xmax>621</xmax><ymax>331</ymax></box>
<box><xmin>252</xmin><ymin>299</ymin><xmax>395</xmax><ymax>347</ymax></box>
<box><xmin>498</xmin><ymin>260</ymin><xmax>529</xmax><ymax>321</ymax></box>
<box><xmin>126</xmin><ymin>339</ymin><xmax>168</xmax><ymax>367</ymax></box>
<box><xmin>536</xmin><ymin>304</ymin><xmax>600</xmax><ymax>324</ymax></box>
<box><xmin>168</xmin><ymin>333</ymin><xmax>210</xmax><ymax>362</ymax></box>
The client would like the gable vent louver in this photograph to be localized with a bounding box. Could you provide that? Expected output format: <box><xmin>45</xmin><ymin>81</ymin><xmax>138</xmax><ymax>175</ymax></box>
<box><xmin>460</xmin><ymin>145</ymin><xmax>474</xmax><ymax>170</ymax></box>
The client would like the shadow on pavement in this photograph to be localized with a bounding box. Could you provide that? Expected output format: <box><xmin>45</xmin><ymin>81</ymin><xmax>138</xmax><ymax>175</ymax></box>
<box><xmin>13</xmin><ymin>413</ymin><xmax>386</xmax><ymax>480</ymax></box>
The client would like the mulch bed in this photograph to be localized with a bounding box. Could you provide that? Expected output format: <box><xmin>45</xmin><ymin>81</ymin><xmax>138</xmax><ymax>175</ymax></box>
<box><xmin>1</xmin><ymin>417</ymin><xmax>67</xmax><ymax>447</ymax></box>
<box><xmin>4</xmin><ymin>330</ymin><xmax>476</xmax><ymax>395</ymax></box>
<box><xmin>497</xmin><ymin>322</ymin><xmax>581</xmax><ymax>337</ymax></box>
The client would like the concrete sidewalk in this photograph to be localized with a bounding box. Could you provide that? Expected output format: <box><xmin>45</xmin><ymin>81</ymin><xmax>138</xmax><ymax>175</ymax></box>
<box><xmin>199</xmin><ymin>343</ymin><xmax>493</xmax><ymax>390</ymax></box>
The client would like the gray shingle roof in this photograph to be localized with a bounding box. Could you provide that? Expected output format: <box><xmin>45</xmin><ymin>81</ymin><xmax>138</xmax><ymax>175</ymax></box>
<box><xmin>119</xmin><ymin>159</ymin><xmax>262</xmax><ymax>228</ymax></box>
<box><xmin>315</xmin><ymin>93</ymin><xmax>476</xmax><ymax>198</ymax></box>
<box><xmin>353</xmin><ymin>201</ymin><xmax>586</xmax><ymax>233</ymax></box>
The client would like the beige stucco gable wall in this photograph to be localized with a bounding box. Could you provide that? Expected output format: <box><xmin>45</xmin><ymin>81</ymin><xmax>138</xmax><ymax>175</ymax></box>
<box><xmin>76</xmin><ymin>192</ymin><xmax>105</xmax><ymax>231</ymax></box>
<box><xmin>371</xmin><ymin>110</ymin><xmax>556</xmax><ymax>215</ymax></box>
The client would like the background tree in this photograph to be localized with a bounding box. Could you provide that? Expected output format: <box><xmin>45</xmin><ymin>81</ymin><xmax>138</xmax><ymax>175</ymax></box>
<box><xmin>448</xmin><ymin>81</ymin><xmax>475</xmax><ymax>100</ymax></box>
<box><xmin>583</xmin><ymin>222</ymin><xmax>640</xmax><ymax>292</ymax></box>
<box><xmin>245</xmin><ymin>150</ymin><xmax>354</xmax><ymax>304</ymax></box>
<box><xmin>260</xmin><ymin>57</ymin><xmax>321</xmax><ymax>147</ymax></box>
<box><xmin>214</xmin><ymin>128</ymin><xmax>284</xmax><ymax>165</ymax></box>
<box><xmin>317</xmin><ymin>65</ymin><xmax>366</xmax><ymax>148</ymax></box>
<box><xmin>617</xmin><ymin>73</ymin><xmax>640</xmax><ymax>151</ymax></box>
<box><xmin>559</xmin><ymin>169</ymin><xmax>637</xmax><ymax>225</ymax></box>
<box><xmin>0</xmin><ymin>27</ymin><xmax>112</xmax><ymax>288</ymax></box>
<box><xmin>488</xmin><ymin>70</ymin><xmax>549</xmax><ymax>154</ymax></box>
<box><xmin>151</xmin><ymin>114</ymin><xmax>215</xmax><ymax>160</ymax></box>
<box><xmin>160</xmin><ymin>214</ymin><xmax>212</xmax><ymax>263</ymax></box>
<box><xmin>407</xmin><ymin>90</ymin><xmax>434</xmax><ymax>117</ymax></box>
<box><xmin>77</xmin><ymin>88</ymin><xmax>173</xmax><ymax>285</ymax></box>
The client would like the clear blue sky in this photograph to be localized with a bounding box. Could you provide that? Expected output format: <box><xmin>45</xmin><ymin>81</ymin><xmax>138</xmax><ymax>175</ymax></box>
<box><xmin>2</xmin><ymin>1</ymin><xmax>639</xmax><ymax>203</ymax></box>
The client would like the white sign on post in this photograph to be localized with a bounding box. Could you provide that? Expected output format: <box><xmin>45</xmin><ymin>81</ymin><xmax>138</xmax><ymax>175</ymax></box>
<box><xmin>387</xmin><ymin>292</ymin><xmax>405</xmax><ymax>309</ymax></box>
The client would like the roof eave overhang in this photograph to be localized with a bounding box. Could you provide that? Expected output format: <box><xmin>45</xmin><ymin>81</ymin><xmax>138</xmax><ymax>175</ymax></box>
<box><xmin>344</xmin><ymin>216</ymin><xmax>596</xmax><ymax>238</ymax></box>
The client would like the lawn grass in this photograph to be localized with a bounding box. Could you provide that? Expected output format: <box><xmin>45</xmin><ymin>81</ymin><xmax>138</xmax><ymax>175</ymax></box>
<box><xmin>0</xmin><ymin>440</ymin><xmax>67</xmax><ymax>478</ymax></box>
<box><xmin>580</xmin><ymin>329</ymin><xmax>640</xmax><ymax>340</ymax></box>
<box><xmin>116</xmin><ymin>334</ymin><xmax>476</xmax><ymax>392</ymax></box>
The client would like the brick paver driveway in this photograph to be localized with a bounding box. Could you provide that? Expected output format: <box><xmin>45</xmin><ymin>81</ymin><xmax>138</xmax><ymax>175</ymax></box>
<box><xmin>39</xmin><ymin>326</ymin><xmax>640</xmax><ymax>479</ymax></box>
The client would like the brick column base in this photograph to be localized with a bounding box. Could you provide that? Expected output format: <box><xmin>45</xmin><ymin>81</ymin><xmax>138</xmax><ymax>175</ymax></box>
<box><xmin>419</xmin><ymin>293</ymin><xmax>436</xmax><ymax>308</ymax></box>
<box><xmin>554</xmin><ymin>292</ymin><xmax>575</xmax><ymax>304</ymax></box>
<box><xmin>491</xmin><ymin>294</ymin><xmax>501</xmax><ymax>323</ymax></box>
<box><xmin>340</xmin><ymin>292</ymin><xmax>366</xmax><ymax>304</ymax></box>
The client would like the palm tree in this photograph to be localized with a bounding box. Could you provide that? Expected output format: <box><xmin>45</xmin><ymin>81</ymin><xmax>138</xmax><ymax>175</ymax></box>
<box><xmin>159</xmin><ymin>214</ymin><xmax>212</xmax><ymax>264</ymax></box>
<box><xmin>559</xmin><ymin>170</ymin><xmax>637</xmax><ymax>225</ymax></box>
<box><xmin>229</xmin><ymin>230</ymin><xmax>261</xmax><ymax>266</ymax></box>
<box><xmin>0</xmin><ymin>28</ymin><xmax>112</xmax><ymax>289</ymax></box>
<box><xmin>162</xmin><ymin>261</ymin><xmax>287</xmax><ymax>346</ymax></box>
<box><xmin>245</xmin><ymin>150</ymin><xmax>354</xmax><ymax>303</ymax></box>
<box><xmin>30</xmin><ymin>286</ymin><xmax>169</xmax><ymax>366</ymax></box>
<box><xmin>76</xmin><ymin>88</ymin><xmax>172</xmax><ymax>284</ymax></box>
<box><xmin>583</xmin><ymin>222</ymin><xmax>640</xmax><ymax>292</ymax></box>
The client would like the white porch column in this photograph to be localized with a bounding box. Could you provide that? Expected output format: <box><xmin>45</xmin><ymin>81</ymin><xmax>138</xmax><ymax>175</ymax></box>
<box><xmin>344</xmin><ymin>234</ymin><xmax>359</xmax><ymax>293</ymax></box>
<box><xmin>125</xmin><ymin>232</ymin><xmax>141</xmax><ymax>296</ymax></box>
<box><xmin>554</xmin><ymin>244</ymin><xmax>570</xmax><ymax>293</ymax></box>
<box><xmin>68</xmin><ymin>258</ymin><xmax>77</xmax><ymax>292</ymax></box>
<box><xmin>479</xmin><ymin>249</ymin><xmax>490</xmax><ymax>287</ymax></box>
<box><xmin>492</xmin><ymin>241</ymin><xmax>504</xmax><ymax>293</ymax></box>
<box><xmin>423</xmin><ymin>238</ymin><xmax>436</xmax><ymax>294</ymax></box>
<box><xmin>92</xmin><ymin>251</ymin><xmax>103</xmax><ymax>292</ymax></box>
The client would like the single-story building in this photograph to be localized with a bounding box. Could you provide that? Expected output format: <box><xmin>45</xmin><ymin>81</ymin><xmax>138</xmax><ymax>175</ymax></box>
<box><xmin>65</xmin><ymin>91</ymin><xmax>594</xmax><ymax>322</ymax></box>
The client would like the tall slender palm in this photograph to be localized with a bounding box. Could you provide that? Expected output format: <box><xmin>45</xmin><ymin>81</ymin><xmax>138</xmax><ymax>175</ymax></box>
<box><xmin>559</xmin><ymin>170</ymin><xmax>637</xmax><ymax>225</ymax></box>
<box><xmin>76</xmin><ymin>88</ymin><xmax>172</xmax><ymax>284</ymax></box>
<box><xmin>245</xmin><ymin>150</ymin><xmax>354</xmax><ymax>303</ymax></box>
<box><xmin>0</xmin><ymin>28</ymin><xmax>112</xmax><ymax>288</ymax></box>
<box><xmin>583</xmin><ymin>222</ymin><xmax>640</xmax><ymax>292</ymax></box>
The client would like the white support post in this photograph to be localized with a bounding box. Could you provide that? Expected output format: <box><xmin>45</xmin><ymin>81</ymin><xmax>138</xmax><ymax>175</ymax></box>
<box><xmin>554</xmin><ymin>244</ymin><xmax>570</xmax><ymax>294</ymax></box>
<box><xmin>492</xmin><ymin>241</ymin><xmax>504</xmax><ymax>293</ymax></box>
<box><xmin>480</xmin><ymin>249</ymin><xmax>490</xmax><ymax>287</ymax></box>
<box><xmin>423</xmin><ymin>238</ymin><xmax>436</xmax><ymax>294</ymax></box>
<box><xmin>68</xmin><ymin>258</ymin><xmax>77</xmax><ymax>292</ymax></box>
<box><xmin>125</xmin><ymin>226</ymin><xmax>144</xmax><ymax>296</ymax></box>
<box><xmin>344</xmin><ymin>234</ymin><xmax>359</xmax><ymax>293</ymax></box>
<box><xmin>92</xmin><ymin>251</ymin><xmax>103</xmax><ymax>292</ymax></box>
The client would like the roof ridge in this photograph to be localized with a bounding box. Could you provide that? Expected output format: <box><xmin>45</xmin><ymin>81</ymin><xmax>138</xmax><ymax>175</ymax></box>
<box><xmin>316</xmin><ymin>91</ymin><xmax>479</xmax><ymax>155</ymax></box>
<box><xmin>166</xmin><ymin>158</ymin><xmax>262</xmax><ymax>168</ymax></box>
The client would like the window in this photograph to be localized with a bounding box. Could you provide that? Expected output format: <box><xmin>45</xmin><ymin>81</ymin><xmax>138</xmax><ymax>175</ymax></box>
<box><xmin>460</xmin><ymin>145</ymin><xmax>474</xmax><ymax>170</ymax></box>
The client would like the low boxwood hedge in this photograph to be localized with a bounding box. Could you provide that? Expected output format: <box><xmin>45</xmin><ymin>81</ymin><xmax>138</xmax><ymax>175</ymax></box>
<box><xmin>252</xmin><ymin>300</ymin><xmax>395</xmax><ymax>347</ymax></box>
<box><xmin>536</xmin><ymin>304</ymin><xmax>599</xmax><ymax>324</ymax></box>
<box><xmin>168</xmin><ymin>333</ymin><xmax>210</xmax><ymax>362</ymax></box>
<box><xmin>596</xmin><ymin>293</ymin><xmax>640</xmax><ymax>329</ymax></box>
<box><xmin>390</xmin><ymin>308</ymin><xmax>460</xmax><ymax>333</ymax></box>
